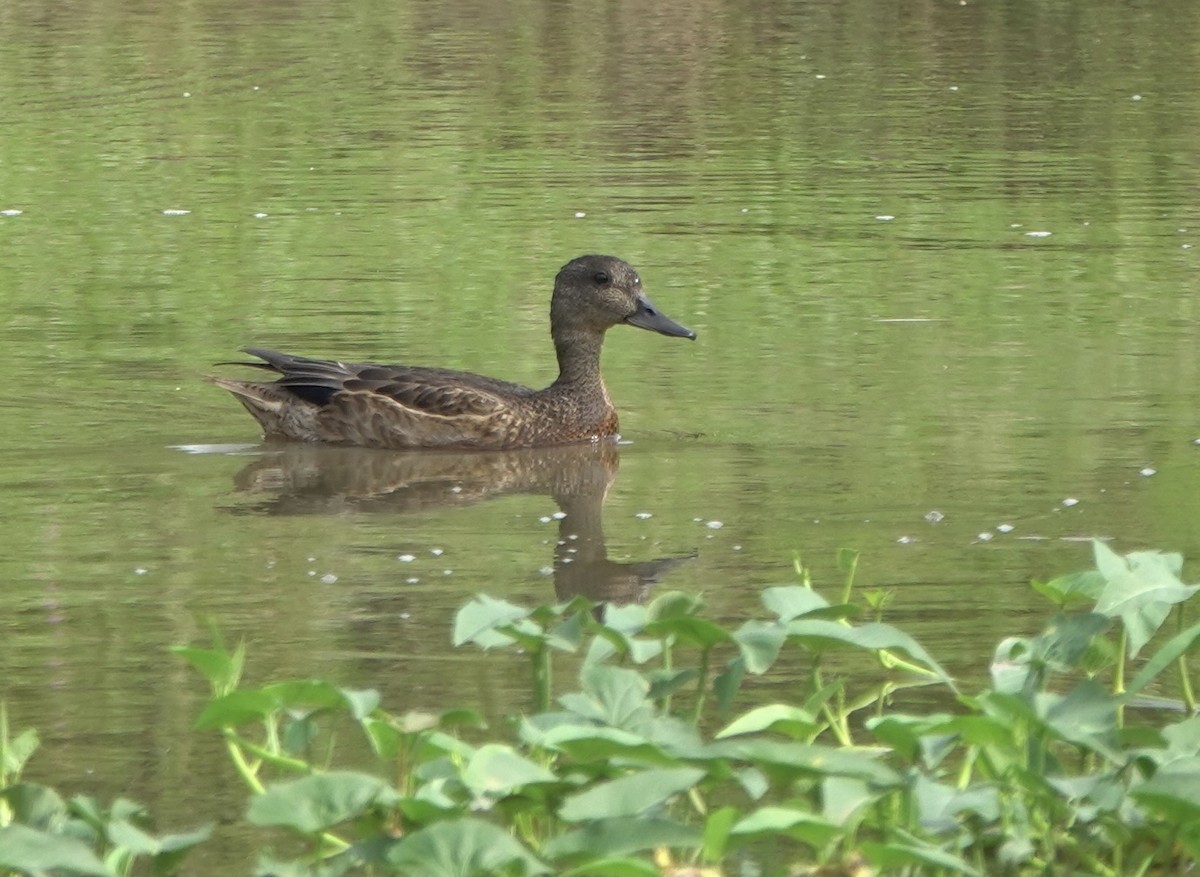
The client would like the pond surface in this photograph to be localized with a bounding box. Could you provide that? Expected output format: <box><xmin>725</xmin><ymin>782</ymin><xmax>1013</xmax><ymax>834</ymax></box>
<box><xmin>3</xmin><ymin>0</ymin><xmax>1200</xmax><ymax>869</ymax></box>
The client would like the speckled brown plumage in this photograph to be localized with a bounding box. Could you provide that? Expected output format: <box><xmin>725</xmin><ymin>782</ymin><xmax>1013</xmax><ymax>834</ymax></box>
<box><xmin>209</xmin><ymin>255</ymin><xmax>695</xmax><ymax>450</ymax></box>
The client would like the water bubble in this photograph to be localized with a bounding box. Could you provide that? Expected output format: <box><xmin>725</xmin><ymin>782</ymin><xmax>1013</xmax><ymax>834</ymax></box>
<box><xmin>405</xmin><ymin>577</ymin><xmax>419</xmax><ymax>584</ymax></box>
<box><xmin>552</xmin><ymin>511</ymin><xmax>566</xmax><ymax>520</ymax></box>
<box><xmin>253</xmin><ymin>212</ymin><xmax>268</xmax><ymax>219</ymax></box>
<box><xmin>875</xmin><ymin>215</ymin><xmax>895</xmax><ymax>221</ymax></box>
<box><xmin>1131</xmin><ymin>94</ymin><xmax>1143</xmax><ymax>101</ymax></box>
<box><xmin>897</xmin><ymin>535</ymin><xmax>915</xmax><ymax>544</ymax></box>
<box><xmin>1062</xmin><ymin>498</ymin><xmax>1080</xmax><ymax>507</ymax></box>
<box><xmin>431</xmin><ymin>548</ymin><xmax>444</xmax><ymax>556</ymax></box>
<box><xmin>538</xmin><ymin>516</ymin><xmax>552</xmax><ymax>524</ymax></box>
<box><xmin>397</xmin><ymin>554</ymin><xmax>415</xmax><ymax>562</ymax></box>
<box><xmin>574</xmin><ymin>212</ymin><xmax>586</xmax><ymax>218</ymax></box>
<box><xmin>134</xmin><ymin>567</ymin><xmax>148</xmax><ymax>575</ymax></box>
<box><xmin>1140</xmin><ymin>467</ymin><xmax>1157</xmax><ymax>477</ymax></box>
<box><xmin>977</xmin><ymin>532</ymin><xmax>995</xmax><ymax>542</ymax></box>
<box><xmin>1</xmin><ymin>209</ymin><xmax>23</xmax><ymax>216</ymax></box>
<box><xmin>320</xmin><ymin>573</ymin><xmax>338</xmax><ymax>585</ymax></box>
<box><xmin>450</xmin><ymin>486</ymin><xmax>463</xmax><ymax>493</ymax></box>
<box><xmin>162</xmin><ymin>209</ymin><xmax>191</xmax><ymax>216</ymax></box>
<box><xmin>924</xmin><ymin>510</ymin><xmax>945</xmax><ymax>523</ymax></box>
<box><xmin>635</xmin><ymin>512</ymin><xmax>653</xmax><ymax>519</ymax></box>
<box><xmin>706</xmin><ymin>520</ymin><xmax>724</xmax><ymax>529</ymax></box>
<box><xmin>996</xmin><ymin>523</ymin><xmax>1015</xmax><ymax>533</ymax></box>
<box><xmin>1024</xmin><ymin>230</ymin><xmax>1052</xmax><ymax>238</ymax></box>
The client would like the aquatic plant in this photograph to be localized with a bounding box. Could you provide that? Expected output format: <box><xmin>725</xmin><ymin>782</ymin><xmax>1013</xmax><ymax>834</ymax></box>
<box><xmin>3</xmin><ymin>540</ymin><xmax>1199</xmax><ymax>875</ymax></box>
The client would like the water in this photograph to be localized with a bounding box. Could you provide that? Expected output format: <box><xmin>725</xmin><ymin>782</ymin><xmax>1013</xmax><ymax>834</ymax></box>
<box><xmin>3</xmin><ymin>0</ymin><xmax>1200</xmax><ymax>868</ymax></box>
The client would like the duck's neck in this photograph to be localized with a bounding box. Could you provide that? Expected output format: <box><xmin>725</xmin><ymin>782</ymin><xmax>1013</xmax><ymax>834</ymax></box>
<box><xmin>550</xmin><ymin>329</ymin><xmax>607</xmax><ymax>391</ymax></box>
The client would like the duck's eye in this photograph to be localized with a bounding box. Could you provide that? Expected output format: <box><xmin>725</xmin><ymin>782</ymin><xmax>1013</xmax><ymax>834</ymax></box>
<box><xmin>593</xmin><ymin>271</ymin><xmax>611</xmax><ymax>285</ymax></box>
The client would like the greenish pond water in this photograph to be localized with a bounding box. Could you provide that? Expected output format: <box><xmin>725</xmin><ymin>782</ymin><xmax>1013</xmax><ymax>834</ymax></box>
<box><xmin>3</xmin><ymin>0</ymin><xmax>1200</xmax><ymax>869</ymax></box>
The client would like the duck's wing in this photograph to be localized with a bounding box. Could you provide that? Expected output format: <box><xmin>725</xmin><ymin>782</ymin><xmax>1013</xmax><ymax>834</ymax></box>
<box><xmin>234</xmin><ymin>348</ymin><xmax>533</xmax><ymax>447</ymax></box>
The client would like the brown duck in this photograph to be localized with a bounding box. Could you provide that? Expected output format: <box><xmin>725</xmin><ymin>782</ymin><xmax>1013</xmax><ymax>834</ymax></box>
<box><xmin>209</xmin><ymin>254</ymin><xmax>695</xmax><ymax>450</ymax></box>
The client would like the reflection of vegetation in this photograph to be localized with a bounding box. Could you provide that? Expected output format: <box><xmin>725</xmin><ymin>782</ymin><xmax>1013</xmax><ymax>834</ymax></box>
<box><xmin>5</xmin><ymin>541</ymin><xmax>1200</xmax><ymax>875</ymax></box>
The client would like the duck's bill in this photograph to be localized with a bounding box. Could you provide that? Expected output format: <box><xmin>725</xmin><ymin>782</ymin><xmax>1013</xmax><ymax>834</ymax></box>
<box><xmin>626</xmin><ymin>296</ymin><xmax>697</xmax><ymax>339</ymax></box>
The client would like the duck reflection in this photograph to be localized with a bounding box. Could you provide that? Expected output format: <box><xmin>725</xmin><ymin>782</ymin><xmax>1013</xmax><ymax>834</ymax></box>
<box><xmin>226</xmin><ymin>441</ymin><xmax>691</xmax><ymax>604</ymax></box>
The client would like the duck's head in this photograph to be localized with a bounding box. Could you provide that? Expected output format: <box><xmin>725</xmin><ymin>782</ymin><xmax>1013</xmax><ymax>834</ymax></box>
<box><xmin>552</xmin><ymin>255</ymin><xmax>696</xmax><ymax>340</ymax></box>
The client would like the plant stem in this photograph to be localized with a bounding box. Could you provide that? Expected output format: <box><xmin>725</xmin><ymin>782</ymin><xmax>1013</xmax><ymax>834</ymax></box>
<box><xmin>691</xmin><ymin>648</ymin><xmax>711</xmax><ymax>725</ymax></box>
<box><xmin>532</xmin><ymin>642</ymin><xmax>551</xmax><ymax>713</ymax></box>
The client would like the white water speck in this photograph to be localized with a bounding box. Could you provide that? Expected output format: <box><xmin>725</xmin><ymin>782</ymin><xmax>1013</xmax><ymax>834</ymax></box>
<box><xmin>552</xmin><ymin>511</ymin><xmax>566</xmax><ymax>520</ymax></box>
<box><xmin>450</xmin><ymin>486</ymin><xmax>463</xmax><ymax>493</ymax></box>
<box><xmin>948</xmin><ymin>85</ymin><xmax>960</xmax><ymax>92</ymax></box>
<box><xmin>306</xmin><ymin>556</ymin><xmax>316</xmax><ymax>563</ymax></box>
<box><xmin>815</xmin><ymin>74</ymin><xmax>827</xmax><ymax>79</ymax></box>
<box><xmin>443</xmin><ymin>569</ymin><xmax>453</xmax><ymax>576</ymax></box>
<box><xmin>253</xmin><ymin>212</ymin><xmax>268</xmax><ymax>219</ymax></box>
<box><xmin>560</xmin><ymin>557</ymin><xmax>573</xmax><ymax>564</ymax></box>
<box><xmin>1</xmin><ymin>209</ymin><xmax>23</xmax><ymax>216</ymax></box>
<box><xmin>924</xmin><ymin>510</ymin><xmax>945</xmax><ymax>523</ymax></box>
<box><xmin>183</xmin><ymin>92</ymin><xmax>191</xmax><ymax>97</ymax></box>
<box><xmin>399</xmin><ymin>612</ymin><xmax>410</xmax><ymax>620</ymax></box>
<box><xmin>574</xmin><ymin>211</ymin><xmax>586</xmax><ymax>218</ymax></box>
<box><xmin>875</xmin><ymin>214</ymin><xmax>895</xmax><ymax>221</ymax></box>
<box><xmin>307</xmin><ymin>570</ymin><xmax>316</xmax><ymax>577</ymax></box>
<box><xmin>706</xmin><ymin>520</ymin><xmax>724</xmax><ymax>529</ymax></box>
<box><xmin>397</xmin><ymin>554</ymin><xmax>415</xmax><ymax>562</ymax></box>
<box><xmin>539</xmin><ymin>516</ymin><xmax>551</xmax><ymax>524</ymax></box>
<box><xmin>539</xmin><ymin>566</ymin><xmax>553</xmax><ymax>576</ymax></box>
<box><xmin>320</xmin><ymin>573</ymin><xmax>338</xmax><ymax>585</ymax></box>
<box><xmin>406</xmin><ymin>577</ymin><xmax>419</xmax><ymax>584</ymax></box>
<box><xmin>693</xmin><ymin>517</ymin><xmax>703</xmax><ymax>522</ymax></box>
<box><xmin>431</xmin><ymin>548</ymin><xmax>444</xmax><ymax>556</ymax></box>
<box><xmin>567</xmin><ymin>534</ymin><xmax>578</xmax><ymax>541</ymax></box>
<box><xmin>977</xmin><ymin>532</ymin><xmax>995</xmax><ymax>542</ymax></box>
<box><xmin>1062</xmin><ymin>498</ymin><xmax>1080</xmax><ymax>507</ymax></box>
<box><xmin>996</xmin><ymin>523</ymin><xmax>1015</xmax><ymax>533</ymax></box>
<box><xmin>1131</xmin><ymin>94</ymin><xmax>1143</xmax><ymax>101</ymax></box>
<box><xmin>1024</xmin><ymin>230</ymin><xmax>1052</xmax><ymax>238</ymax></box>
<box><xmin>134</xmin><ymin>567</ymin><xmax>148</xmax><ymax>575</ymax></box>
<box><xmin>635</xmin><ymin>512</ymin><xmax>653</xmax><ymax>519</ymax></box>
<box><xmin>1140</xmin><ymin>467</ymin><xmax>1157</xmax><ymax>477</ymax></box>
<box><xmin>897</xmin><ymin>535</ymin><xmax>915</xmax><ymax>544</ymax></box>
<box><xmin>733</xmin><ymin>545</ymin><xmax>742</xmax><ymax>551</ymax></box>
<box><xmin>162</xmin><ymin>209</ymin><xmax>191</xmax><ymax>216</ymax></box>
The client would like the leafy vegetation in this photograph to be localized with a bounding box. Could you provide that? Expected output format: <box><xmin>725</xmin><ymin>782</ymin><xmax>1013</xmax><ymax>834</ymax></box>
<box><xmin>4</xmin><ymin>540</ymin><xmax>1200</xmax><ymax>875</ymax></box>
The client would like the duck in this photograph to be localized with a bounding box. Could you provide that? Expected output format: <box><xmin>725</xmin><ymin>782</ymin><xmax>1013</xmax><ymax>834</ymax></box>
<box><xmin>209</xmin><ymin>254</ymin><xmax>695</xmax><ymax>450</ymax></box>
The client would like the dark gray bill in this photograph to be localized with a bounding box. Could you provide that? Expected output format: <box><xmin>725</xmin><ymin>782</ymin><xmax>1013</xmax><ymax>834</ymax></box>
<box><xmin>625</xmin><ymin>295</ymin><xmax>696</xmax><ymax>339</ymax></box>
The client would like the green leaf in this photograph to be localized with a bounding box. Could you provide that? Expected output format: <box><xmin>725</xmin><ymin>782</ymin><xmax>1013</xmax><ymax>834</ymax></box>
<box><xmin>170</xmin><ymin>645</ymin><xmax>239</xmax><ymax>689</ymax></box>
<box><xmin>643</xmin><ymin>616</ymin><xmax>731</xmax><ymax>649</ymax></box>
<box><xmin>560</xmin><ymin>857</ymin><xmax>660</xmax><ymax>877</ymax></box>
<box><xmin>785</xmin><ymin>619</ymin><xmax>951</xmax><ymax>681</ymax></box>
<box><xmin>0</xmin><ymin>824</ymin><xmax>111</xmax><ymax>876</ymax></box>
<box><xmin>561</xmin><ymin>665</ymin><xmax>653</xmax><ymax>729</ymax></box>
<box><xmin>247</xmin><ymin>771</ymin><xmax>396</xmax><ymax>834</ymax></box>
<box><xmin>1035</xmin><ymin>678</ymin><xmax>1120</xmax><ymax>758</ymax></box>
<box><xmin>1031</xmin><ymin>570</ymin><xmax>1106</xmax><ymax>607</ymax></box>
<box><xmin>1130</xmin><ymin>769</ymin><xmax>1200</xmax><ymax>822</ymax></box>
<box><xmin>713</xmin><ymin>739</ymin><xmax>900</xmax><ymax>786</ymax></box>
<box><xmin>1</xmin><ymin>782</ymin><xmax>67</xmax><ymax>830</ymax></box>
<box><xmin>461</xmin><ymin>744</ymin><xmax>557</xmax><ymax>799</ymax></box>
<box><xmin>761</xmin><ymin>586</ymin><xmax>831</xmax><ymax>622</ymax></box>
<box><xmin>3</xmin><ymin>727</ymin><xmax>39</xmax><ymax>776</ymax></box>
<box><xmin>730</xmin><ymin>806</ymin><xmax>841</xmax><ymax>847</ymax></box>
<box><xmin>193</xmin><ymin>690</ymin><xmax>279</xmax><ymax>729</ymax></box>
<box><xmin>1125</xmin><ymin>620</ymin><xmax>1200</xmax><ymax>699</ymax></box>
<box><xmin>715</xmin><ymin>704</ymin><xmax>818</xmax><ymax>740</ymax></box>
<box><xmin>386</xmin><ymin>817</ymin><xmax>548</xmax><ymax>876</ymax></box>
<box><xmin>861</xmin><ymin>839</ymin><xmax>982</xmax><ymax>876</ymax></box>
<box><xmin>712</xmin><ymin>656</ymin><xmax>746</xmax><ymax>719</ymax></box>
<box><xmin>558</xmin><ymin>767</ymin><xmax>705</xmax><ymax>822</ymax></box>
<box><xmin>647</xmin><ymin>591</ymin><xmax>704</xmax><ymax>621</ymax></box>
<box><xmin>453</xmin><ymin>595</ymin><xmax>530</xmax><ymax>648</ymax></box>
<box><xmin>731</xmin><ymin>621</ymin><xmax>785</xmax><ymax>673</ymax></box>
<box><xmin>1092</xmin><ymin>541</ymin><xmax>1197</xmax><ymax>657</ymax></box>
<box><xmin>702</xmin><ymin>806</ymin><xmax>739</xmax><ymax>863</ymax></box>
<box><xmin>543</xmin><ymin>816</ymin><xmax>700</xmax><ymax>859</ymax></box>
<box><xmin>519</xmin><ymin>722</ymin><xmax>674</xmax><ymax>766</ymax></box>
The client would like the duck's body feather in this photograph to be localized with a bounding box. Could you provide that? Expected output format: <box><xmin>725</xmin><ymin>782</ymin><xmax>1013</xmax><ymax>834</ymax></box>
<box><xmin>210</xmin><ymin>256</ymin><xmax>694</xmax><ymax>450</ymax></box>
